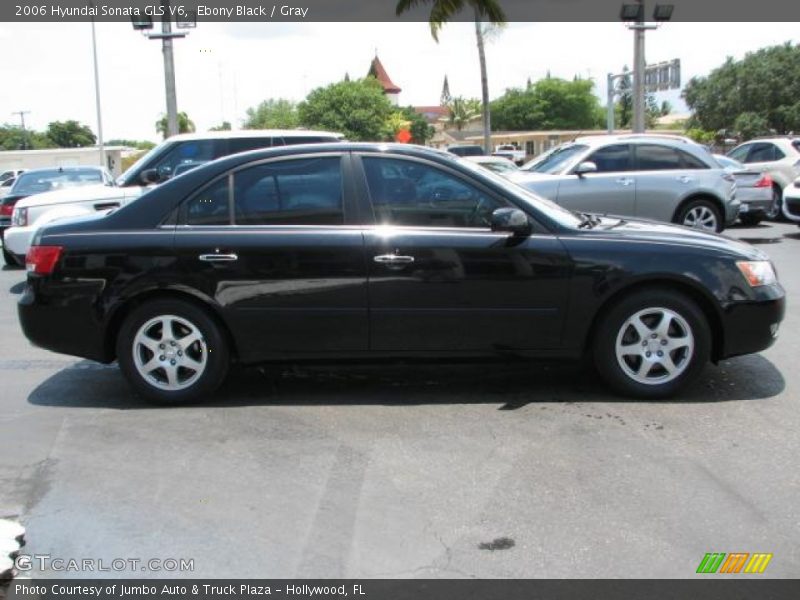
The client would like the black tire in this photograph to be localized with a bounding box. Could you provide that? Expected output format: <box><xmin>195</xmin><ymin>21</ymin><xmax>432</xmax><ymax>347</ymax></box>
<box><xmin>116</xmin><ymin>299</ymin><xmax>229</xmax><ymax>403</ymax></box>
<box><xmin>2</xmin><ymin>247</ymin><xmax>21</xmax><ymax>268</ymax></box>
<box><xmin>766</xmin><ymin>185</ymin><xmax>785</xmax><ymax>222</ymax></box>
<box><xmin>593</xmin><ymin>288</ymin><xmax>711</xmax><ymax>399</ymax></box>
<box><xmin>739</xmin><ymin>213</ymin><xmax>763</xmax><ymax>227</ymax></box>
<box><xmin>676</xmin><ymin>199</ymin><xmax>723</xmax><ymax>233</ymax></box>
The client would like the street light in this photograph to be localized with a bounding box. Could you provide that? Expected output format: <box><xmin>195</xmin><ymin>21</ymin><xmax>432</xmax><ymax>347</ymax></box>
<box><xmin>131</xmin><ymin>0</ymin><xmax>188</xmax><ymax>138</ymax></box>
<box><xmin>620</xmin><ymin>2</ymin><xmax>674</xmax><ymax>133</ymax></box>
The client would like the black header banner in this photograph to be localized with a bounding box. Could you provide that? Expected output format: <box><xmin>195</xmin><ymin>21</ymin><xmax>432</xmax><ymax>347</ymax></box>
<box><xmin>3</xmin><ymin>0</ymin><xmax>800</xmax><ymax>23</ymax></box>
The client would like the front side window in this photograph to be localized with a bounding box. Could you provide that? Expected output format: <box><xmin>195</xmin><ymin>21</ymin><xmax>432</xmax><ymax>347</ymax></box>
<box><xmin>635</xmin><ymin>144</ymin><xmax>682</xmax><ymax>170</ymax></box>
<box><xmin>362</xmin><ymin>157</ymin><xmax>504</xmax><ymax>228</ymax></box>
<box><xmin>585</xmin><ymin>144</ymin><xmax>632</xmax><ymax>172</ymax></box>
<box><xmin>233</xmin><ymin>157</ymin><xmax>343</xmax><ymax>225</ymax></box>
<box><xmin>149</xmin><ymin>140</ymin><xmax>221</xmax><ymax>182</ymax></box>
<box><xmin>524</xmin><ymin>144</ymin><xmax>588</xmax><ymax>175</ymax></box>
<box><xmin>186</xmin><ymin>177</ymin><xmax>230</xmax><ymax>226</ymax></box>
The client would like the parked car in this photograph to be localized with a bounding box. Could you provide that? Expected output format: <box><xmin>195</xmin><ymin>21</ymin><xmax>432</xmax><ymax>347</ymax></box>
<box><xmin>493</xmin><ymin>144</ymin><xmax>526</xmax><ymax>165</ymax></box>
<box><xmin>1</xmin><ymin>166</ymin><xmax>113</xmax><ymax>265</ymax></box>
<box><xmin>783</xmin><ymin>176</ymin><xmax>800</xmax><ymax>224</ymax></box>
<box><xmin>726</xmin><ymin>137</ymin><xmax>800</xmax><ymax>220</ymax></box>
<box><xmin>464</xmin><ymin>155</ymin><xmax>521</xmax><ymax>177</ymax></box>
<box><xmin>0</xmin><ymin>177</ymin><xmax>17</xmax><ymax>199</ymax></box>
<box><xmin>18</xmin><ymin>143</ymin><xmax>784</xmax><ymax>403</ymax></box>
<box><xmin>513</xmin><ymin>135</ymin><xmax>738</xmax><ymax>232</ymax></box>
<box><xmin>2</xmin><ymin>130</ymin><xmax>342</xmax><ymax>266</ymax></box>
<box><xmin>713</xmin><ymin>154</ymin><xmax>774</xmax><ymax>226</ymax></box>
<box><xmin>447</xmin><ymin>144</ymin><xmax>485</xmax><ymax>158</ymax></box>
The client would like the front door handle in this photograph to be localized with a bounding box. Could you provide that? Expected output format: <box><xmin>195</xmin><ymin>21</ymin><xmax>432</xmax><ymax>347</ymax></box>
<box><xmin>199</xmin><ymin>253</ymin><xmax>238</xmax><ymax>262</ymax></box>
<box><xmin>374</xmin><ymin>254</ymin><xmax>415</xmax><ymax>269</ymax></box>
<box><xmin>616</xmin><ymin>177</ymin><xmax>634</xmax><ymax>186</ymax></box>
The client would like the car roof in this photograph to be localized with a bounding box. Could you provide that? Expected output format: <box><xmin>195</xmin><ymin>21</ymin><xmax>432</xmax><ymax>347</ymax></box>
<box><xmin>17</xmin><ymin>166</ymin><xmax>106</xmax><ymax>175</ymax></box>
<box><xmin>572</xmin><ymin>134</ymin><xmax>698</xmax><ymax>147</ymax></box>
<box><xmin>164</xmin><ymin>129</ymin><xmax>345</xmax><ymax>143</ymax></box>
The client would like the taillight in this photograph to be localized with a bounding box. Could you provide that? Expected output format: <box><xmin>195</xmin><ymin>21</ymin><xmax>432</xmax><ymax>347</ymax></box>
<box><xmin>25</xmin><ymin>245</ymin><xmax>63</xmax><ymax>275</ymax></box>
<box><xmin>0</xmin><ymin>203</ymin><xmax>13</xmax><ymax>217</ymax></box>
<box><xmin>12</xmin><ymin>207</ymin><xmax>27</xmax><ymax>227</ymax></box>
<box><xmin>754</xmin><ymin>174</ymin><xmax>773</xmax><ymax>188</ymax></box>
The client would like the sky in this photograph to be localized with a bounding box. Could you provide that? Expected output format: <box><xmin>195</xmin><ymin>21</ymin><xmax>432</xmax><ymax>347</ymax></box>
<box><xmin>0</xmin><ymin>21</ymin><xmax>798</xmax><ymax>142</ymax></box>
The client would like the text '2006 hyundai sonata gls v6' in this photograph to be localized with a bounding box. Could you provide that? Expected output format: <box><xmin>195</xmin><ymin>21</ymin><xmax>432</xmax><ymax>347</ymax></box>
<box><xmin>18</xmin><ymin>143</ymin><xmax>785</xmax><ymax>403</ymax></box>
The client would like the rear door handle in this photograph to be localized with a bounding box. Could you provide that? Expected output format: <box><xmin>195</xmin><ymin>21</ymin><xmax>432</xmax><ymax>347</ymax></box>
<box><xmin>616</xmin><ymin>177</ymin><xmax>634</xmax><ymax>186</ymax></box>
<box><xmin>374</xmin><ymin>254</ymin><xmax>414</xmax><ymax>268</ymax></box>
<box><xmin>677</xmin><ymin>175</ymin><xmax>694</xmax><ymax>184</ymax></box>
<box><xmin>199</xmin><ymin>253</ymin><xmax>238</xmax><ymax>262</ymax></box>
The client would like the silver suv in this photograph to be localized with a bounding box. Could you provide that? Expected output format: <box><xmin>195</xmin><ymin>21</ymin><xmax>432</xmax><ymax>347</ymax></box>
<box><xmin>511</xmin><ymin>135</ymin><xmax>738</xmax><ymax>232</ymax></box>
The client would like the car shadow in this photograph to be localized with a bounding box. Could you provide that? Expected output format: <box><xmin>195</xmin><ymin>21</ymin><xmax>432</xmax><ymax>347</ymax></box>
<box><xmin>27</xmin><ymin>354</ymin><xmax>785</xmax><ymax>410</ymax></box>
<box><xmin>9</xmin><ymin>281</ymin><xmax>25</xmax><ymax>294</ymax></box>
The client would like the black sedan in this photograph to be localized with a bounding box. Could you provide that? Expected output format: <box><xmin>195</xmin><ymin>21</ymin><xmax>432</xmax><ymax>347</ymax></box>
<box><xmin>18</xmin><ymin>143</ymin><xmax>785</xmax><ymax>403</ymax></box>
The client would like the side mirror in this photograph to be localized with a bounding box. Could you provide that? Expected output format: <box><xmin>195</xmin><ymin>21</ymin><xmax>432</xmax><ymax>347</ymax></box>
<box><xmin>574</xmin><ymin>161</ymin><xmax>598</xmax><ymax>177</ymax></box>
<box><xmin>491</xmin><ymin>207</ymin><xmax>531</xmax><ymax>236</ymax></box>
<box><xmin>140</xmin><ymin>169</ymin><xmax>161</xmax><ymax>185</ymax></box>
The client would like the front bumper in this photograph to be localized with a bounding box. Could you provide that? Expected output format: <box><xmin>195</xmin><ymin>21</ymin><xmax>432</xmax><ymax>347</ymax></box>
<box><xmin>783</xmin><ymin>184</ymin><xmax>800</xmax><ymax>222</ymax></box>
<box><xmin>720</xmin><ymin>285</ymin><xmax>786</xmax><ymax>359</ymax></box>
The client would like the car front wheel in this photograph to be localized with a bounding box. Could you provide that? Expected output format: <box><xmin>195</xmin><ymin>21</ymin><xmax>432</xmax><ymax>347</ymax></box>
<box><xmin>593</xmin><ymin>289</ymin><xmax>711</xmax><ymax>398</ymax></box>
<box><xmin>116</xmin><ymin>299</ymin><xmax>229</xmax><ymax>403</ymax></box>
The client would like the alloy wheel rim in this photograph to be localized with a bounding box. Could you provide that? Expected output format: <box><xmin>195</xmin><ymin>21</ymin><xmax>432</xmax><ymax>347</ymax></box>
<box><xmin>132</xmin><ymin>315</ymin><xmax>207</xmax><ymax>391</ymax></box>
<box><xmin>683</xmin><ymin>206</ymin><xmax>717</xmax><ymax>231</ymax></box>
<box><xmin>615</xmin><ymin>307</ymin><xmax>694</xmax><ymax>385</ymax></box>
<box><xmin>766</xmin><ymin>190</ymin><xmax>781</xmax><ymax>219</ymax></box>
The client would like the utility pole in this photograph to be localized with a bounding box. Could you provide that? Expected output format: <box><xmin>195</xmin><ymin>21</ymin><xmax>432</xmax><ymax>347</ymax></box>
<box><xmin>11</xmin><ymin>111</ymin><xmax>30</xmax><ymax>150</ymax></box>
<box><xmin>631</xmin><ymin>0</ymin><xmax>647</xmax><ymax>133</ymax></box>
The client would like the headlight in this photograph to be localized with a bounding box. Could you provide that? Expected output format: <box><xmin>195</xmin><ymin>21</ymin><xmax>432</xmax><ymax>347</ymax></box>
<box><xmin>736</xmin><ymin>261</ymin><xmax>777</xmax><ymax>287</ymax></box>
<box><xmin>11</xmin><ymin>207</ymin><xmax>27</xmax><ymax>227</ymax></box>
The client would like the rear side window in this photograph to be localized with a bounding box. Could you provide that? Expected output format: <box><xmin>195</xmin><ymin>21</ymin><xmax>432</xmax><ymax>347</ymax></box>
<box><xmin>233</xmin><ymin>157</ymin><xmax>343</xmax><ymax>225</ymax></box>
<box><xmin>229</xmin><ymin>138</ymin><xmax>272</xmax><ymax>154</ymax></box>
<box><xmin>792</xmin><ymin>140</ymin><xmax>800</xmax><ymax>153</ymax></box>
<box><xmin>747</xmin><ymin>143</ymin><xmax>784</xmax><ymax>163</ymax></box>
<box><xmin>585</xmin><ymin>144</ymin><xmax>632</xmax><ymax>172</ymax></box>
<box><xmin>727</xmin><ymin>144</ymin><xmax>750</xmax><ymax>163</ymax></box>
<box><xmin>635</xmin><ymin>144</ymin><xmax>682</xmax><ymax>170</ymax></box>
<box><xmin>676</xmin><ymin>149</ymin><xmax>709</xmax><ymax>169</ymax></box>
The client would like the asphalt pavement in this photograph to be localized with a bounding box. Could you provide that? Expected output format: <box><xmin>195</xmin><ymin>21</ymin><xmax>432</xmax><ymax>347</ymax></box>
<box><xmin>1</xmin><ymin>222</ymin><xmax>798</xmax><ymax>579</ymax></box>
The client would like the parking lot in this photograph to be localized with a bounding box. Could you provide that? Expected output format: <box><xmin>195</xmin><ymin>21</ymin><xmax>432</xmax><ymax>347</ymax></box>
<box><xmin>1</xmin><ymin>221</ymin><xmax>798</xmax><ymax>579</ymax></box>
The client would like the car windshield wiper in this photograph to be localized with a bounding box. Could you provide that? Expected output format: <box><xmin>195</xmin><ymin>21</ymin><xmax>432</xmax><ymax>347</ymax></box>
<box><xmin>576</xmin><ymin>212</ymin><xmax>601</xmax><ymax>229</ymax></box>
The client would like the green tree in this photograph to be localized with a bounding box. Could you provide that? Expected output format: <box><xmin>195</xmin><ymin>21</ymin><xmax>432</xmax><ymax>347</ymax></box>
<box><xmin>209</xmin><ymin>121</ymin><xmax>232</xmax><ymax>131</ymax></box>
<box><xmin>243</xmin><ymin>99</ymin><xmax>299</xmax><ymax>129</ymax></box>
<box><xmin>298</xmin><ymin>78</ymin><xmax>393</xmax><ymax>141</ymax></box>
<box><xmin>615</xmin><ymin>67</ymin><xmax>633</xmax><ymax>129</ymax></box>
<box><xmin>106</xmin><ymin>139</ymin><xmax>156</xmax><ymax>150</ymax></box>
<box><xmin>400</xmin><ymin>106</ymin><xmax>435</xmax><ymax>144</ymax></box>
<box><xmin>0</xmin><ymin>125</ymin><xmax>54</xmax><ymax>150</ymax></box>
<box><xmin>396</xmin><ymin>0</ymin><xmax>506</xmax><ymax>153</ymax></box>
<box><xmin>46</xmin><ymin>120</ymin><xmax>96</xmax><ymax>147</ymax></box>
<box><xmin>491</xmin><ymin>78</ymin><xmax>602</xmax><ymax>131</ymax></box>
<box><xmin>447</xmin><ymin>97</ymin><xmax>481</xmax><ymax>131</ymax></box>
<box><xmin>683</xmin><ymin>43</ymin><xmax>800</xmax><ymax>134</ymax></box>
<box><xmin>734</xmin><ymin>112</ymin><xmax>771</xmax><ymax>141</ymax></box>
<box><xmin>155</xmin><ymin>112</ymin><xmax>195</xmax><ymax>139</ymax></box>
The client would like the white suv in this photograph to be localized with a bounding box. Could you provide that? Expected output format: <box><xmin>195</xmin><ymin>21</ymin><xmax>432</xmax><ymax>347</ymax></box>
<box><xmin>726</xmin><ymin>137</ymin><xmax>800</xmax><ymax>220</ymax></box>
<box><xmin>3</xmin><ymin>129</ymin><xmax>342</xmax><ymax>266</ymax></box>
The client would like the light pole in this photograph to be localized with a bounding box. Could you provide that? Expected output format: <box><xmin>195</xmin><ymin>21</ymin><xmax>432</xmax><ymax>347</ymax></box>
<box><xmin>620</xmin><ymin>2</ymin><xmax>673</xmax><ymax>133</ymax></box>
<box><xmin>90</xmin><ymin>6</ymin><xmax>104</xmax><ymax>168</ymax></box>
<box><xmin>11</xmin><ymin>111</ymin><xmax>30</xmax><ymax>150</ymax></box>
<box><xmin>131</xmin><ymin>0</ymin><xmax>194</xmax><ymax>138</ymax></box>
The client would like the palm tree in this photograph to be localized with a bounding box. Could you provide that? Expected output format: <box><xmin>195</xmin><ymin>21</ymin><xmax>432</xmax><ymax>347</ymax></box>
<box><xmin>396</xmin><ymin>0</ymin><xmax>506</xmax><ymax>153</ymax></box>
<box><xmin>447</xmin><ymin>97</ymin><xmax>481</xmax><ymax>131</ymax></box>
<box><xmin>155</xmin><ymin>112</ymin><xmax>196</xmax><ymax>139</ymax></box>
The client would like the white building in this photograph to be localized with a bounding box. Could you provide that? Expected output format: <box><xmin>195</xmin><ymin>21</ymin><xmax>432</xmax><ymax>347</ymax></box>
<box><xmin>0</xmin><ymin>146</ymin><xmax>127</xmax><ymax>178</ymax></box>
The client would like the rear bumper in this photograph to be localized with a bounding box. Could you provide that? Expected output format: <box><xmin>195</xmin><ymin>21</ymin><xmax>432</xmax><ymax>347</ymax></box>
<box><xmin>18</xmin><ymin>278</ymin><xmax>111</xmax><ymax>363</ymax></box>
<box><xmin>720</xmin><ymin>286</ymin><xmax>786</xmax><ymax>359</ymax></box>
<box><xmin>3</xmin><ymin>225</ymin><xmax>35</xmax><ymax>257</ymax></box>
<box><xmin>784</xmin><ymin>187</ymin><xmax>800</xmax><ymax>222</ymax></box>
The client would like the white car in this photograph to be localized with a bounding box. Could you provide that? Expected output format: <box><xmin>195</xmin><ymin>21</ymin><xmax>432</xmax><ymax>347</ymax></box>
<box><xmin>5</xmin><ymin>184</ymin><xmax>141</xmax><ymax>265</ymax></box>
<box><xmin>726</xmin><ymin>137</ymin><xmax>800</xmax><ymax>219</ymax></box>
<box><xmin>783</xmin><ymin>176</ymin><xmax>800</xmax><ymax>223</ymax></box>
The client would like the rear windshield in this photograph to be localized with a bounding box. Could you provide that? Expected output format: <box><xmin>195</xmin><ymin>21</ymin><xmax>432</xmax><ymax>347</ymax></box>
<box><xmin>12</xmin><ymin>169</ymin><xmax>103</xmax><ymax>195</ymax></box>
<box><xmin>449</xmin><ymin>146</ymin><xmax>484</xmax><ymax>157</ymax></box>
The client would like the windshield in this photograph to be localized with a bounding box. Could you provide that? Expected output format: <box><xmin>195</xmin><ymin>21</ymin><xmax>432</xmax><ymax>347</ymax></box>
<box><xmin>480</xmin><ymin>160</ymin><xmax>517</xmax><ymax>174</ymax></box>
<box><xmin>12</xmin><ymin>168</ymin><xmax>104</xmax><ymax>195</ymax></box>
<box><xmin>458</xmin><ymin>158</ymin><xmax>582</xmax><ymax>228</ymax></box>
<box><xmin>523</xmin><ymin>144</ymin><xmax>588</xmax><ymax>174</ymax></box>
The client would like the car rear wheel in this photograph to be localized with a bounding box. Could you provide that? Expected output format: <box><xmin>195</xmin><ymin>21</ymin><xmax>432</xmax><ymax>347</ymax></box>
<box><xmin>593</xmin><ymin>289</ymin><xmax>711</xmax><ymax>398</ymax></box>
<box><xmin>2</xmin><ymin>247</ymin><xmax>22</xmax><ymax>268</ymax></box>
<box><xmin>766</xmin><ymin>186</ymin><xmax>784</xmax><ymax>221</ymax></box>
<box><xmin>116</xmin><ymin>299</ymin><xmax>229</xmax><ymax>403</ymax></box>
<box><xmin>677</xmin><ymin>200</ymin><xmax>722</xmax><ymax>233</ymax></box>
